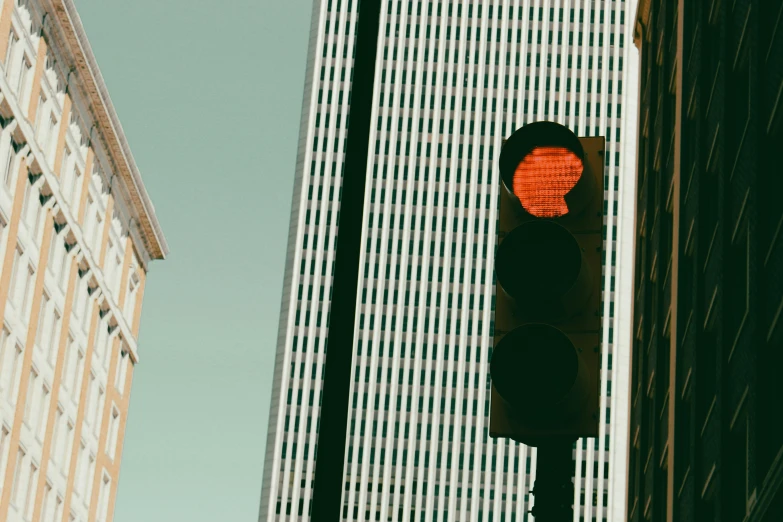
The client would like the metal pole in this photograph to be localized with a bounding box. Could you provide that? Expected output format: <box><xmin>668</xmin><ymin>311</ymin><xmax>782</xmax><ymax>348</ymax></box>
<box><xmin>310</xmin><ymin>0</ymin><xmax>382</xmax><ymax>520</ymax></box>
<box><xmin>531</xmin><ymin>440</ymin><xmax>576</xmax><ymax>522</ymax></box>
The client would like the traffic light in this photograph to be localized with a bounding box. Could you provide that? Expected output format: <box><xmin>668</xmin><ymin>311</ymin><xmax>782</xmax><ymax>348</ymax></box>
<box><xmin>490</xmin><ymin>121</ymin><xmax>604</xmax><ymax>446</ymax></box>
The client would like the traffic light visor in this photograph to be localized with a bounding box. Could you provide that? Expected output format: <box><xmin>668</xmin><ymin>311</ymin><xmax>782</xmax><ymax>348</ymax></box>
<box><xmin>513</xmin><ymin>147</ymin><xmax>584</xmax><ymax>217</ymax></box>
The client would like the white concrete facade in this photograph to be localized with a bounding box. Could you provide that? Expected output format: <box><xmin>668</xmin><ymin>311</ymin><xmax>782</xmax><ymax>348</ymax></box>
<box><xmin>261</xmin><ymin>1</ymin><xmax>638</xmax><ymax>521</ymax></box>
<box><xmin>0</xmin><ymin>1</ymin><xmax>166</xmax><ymax>521</ymax></box>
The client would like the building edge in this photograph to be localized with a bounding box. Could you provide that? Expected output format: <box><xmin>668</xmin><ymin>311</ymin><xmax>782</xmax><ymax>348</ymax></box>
<box><xmin>259</xmin><ymin>0</ymin><xmax>322</xmax><ymax>520</ymax></box>
<box><xmin>44</xmin><ymin>0</ymin><xmax>168</xmax><ymax>262</ymax></box>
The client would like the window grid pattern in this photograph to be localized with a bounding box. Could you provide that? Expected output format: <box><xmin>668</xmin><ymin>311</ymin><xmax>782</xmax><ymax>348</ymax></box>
<box><xmin>261</xmin><ymin>1</ymin><xmax>639</xmax><ymax>521</ymax></box>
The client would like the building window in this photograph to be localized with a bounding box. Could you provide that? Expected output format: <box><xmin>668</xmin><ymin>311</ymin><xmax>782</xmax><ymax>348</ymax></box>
<box><xmin>10</xmin><ymin>447</ymin><xmax>25</xmax><ymax>507</ymax></box>
<box><xmin>115</xmin><ymin>349</ymin><xmax>129</xmax><ymax>394</ymax></box>
<box><xmin>22</xmin><ymin>368</ymin><xmax>37</xmax><ymax>426</ymax></box>
<box><xmin>4</xmin><ymin>30</ymin><xmax>18</xmax><ymax>73</ymax></box>
<box><xmin>97</xmin><ymin>471</ymin><xmax>111</xmax><ymax>522</ymax></box>
<box><xmin>8</xmin><ymin>245</ymin><xmax>22</xmax><ymax>308</ymax></box>
<box><xmin>0</xmin><ymin>424</ymin><xmax>9</xmax><ymax>488</ymax></box>
<box><xmin>106</xmin><ymin>405</ymin><xmax>120</xmax><ymax>459</ymax></box>
<box><xmin>2</xmin><ymin>132</ymin><xmax>17</xmax><ymax>188</ymax></box>
<box><xmin>35</xmin><ymin>382</ymin><xmax>50</xmax><ymax>440</ymax></box>
<box><xmin>16</xmin><ymin>55</ymin><xmax>30</xmax><ymax>102</ymax></box>
<box><xmin>35</xmin><ymin>292</ymin><xmax>50</xmax><ymax>350</ymax></box>
<box><xmin>124</xmin><ymin>271</ymin><xmax>139</xmax><ymax>322</ymax></box>
<box><xmin>51</xmin><ymin>406</ymin><xmax>63</xmax><ymax>464</ymax></box>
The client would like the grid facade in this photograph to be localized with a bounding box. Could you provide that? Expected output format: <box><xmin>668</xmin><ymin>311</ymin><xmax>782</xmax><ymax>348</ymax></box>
<box><xmin>261</xmin><ymin>1</ymin><xmax>639</xmax><ymax>521</ymax></box>
<box><xmin>0</xmin><ymin>1</ymin><xmax>166</xmax><ymax>521</ymax></box>
<box><xmin>628</xmin><ymin>0</ymin><xmax>783</xmax><ymax>520</ymax></box>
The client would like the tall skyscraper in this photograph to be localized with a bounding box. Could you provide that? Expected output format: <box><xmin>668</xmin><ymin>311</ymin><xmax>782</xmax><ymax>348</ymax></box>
<box><xmin>261</xmin><ymin>1</ymin><xmax>638</xmax><ymax>521</ymax></box>
<box><xmin>0</xmin><ymin>1</ymin><xmax>167</xmax><ymax>521</ymax></box>
<box><xmin>628</xmin><ymin>0</ymin><xmax>783</xmax><ymax>521</ymax></box>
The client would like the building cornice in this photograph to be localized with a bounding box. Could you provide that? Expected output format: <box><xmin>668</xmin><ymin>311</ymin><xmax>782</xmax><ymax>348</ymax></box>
<box><xmin>43</xmin><ymin>0</ymin><xmax>168</xmax><ymax>262</ymax></box>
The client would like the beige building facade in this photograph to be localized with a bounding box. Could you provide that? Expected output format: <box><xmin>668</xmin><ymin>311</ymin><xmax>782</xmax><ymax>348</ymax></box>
<box><xmin>0</xmin><ymin>1</ymin><xmax>167</xmax><ymax>521</ymax></box>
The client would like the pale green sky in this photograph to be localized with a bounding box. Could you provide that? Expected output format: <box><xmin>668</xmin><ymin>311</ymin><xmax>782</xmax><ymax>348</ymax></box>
<box><xmin>73</xmin><ymin>1</ymin><xmax>311</xmax><ymax>520</ymax></box>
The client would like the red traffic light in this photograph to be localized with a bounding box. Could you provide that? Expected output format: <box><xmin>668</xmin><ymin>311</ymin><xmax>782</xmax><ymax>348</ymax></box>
<box><xmin>491</xmin><ymin>121</ymin><xmax>605</xmax><ymax>446</ymax></box>
<box><xmin>500</xmin><ymin>121</ymin><xmax>593</xmax><ymax>218</ymax></box>
<box><xmin>512</xmin><ymin>147</ymin><xmax>584</xmax><ymax>217</ymax></box>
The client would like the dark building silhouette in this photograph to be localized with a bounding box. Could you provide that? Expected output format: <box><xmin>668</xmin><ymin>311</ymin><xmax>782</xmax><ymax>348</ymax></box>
<box><xmin>629</xmin><ymin>0</ymin><xmax>783</xmax><ymax>521</ymax></box>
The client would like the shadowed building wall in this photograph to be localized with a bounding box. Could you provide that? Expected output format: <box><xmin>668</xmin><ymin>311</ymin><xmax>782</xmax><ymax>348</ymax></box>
<box><xmin>629</xmin><ymin>0</ymin><xmax>783</xmax><ymax>520</ymax></box>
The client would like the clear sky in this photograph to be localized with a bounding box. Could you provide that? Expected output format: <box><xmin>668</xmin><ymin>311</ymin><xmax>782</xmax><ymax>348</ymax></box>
<box><xmin>73</xmin><ymin>1</ymin><xmax>312</xmax><ymax>520</ymax></box>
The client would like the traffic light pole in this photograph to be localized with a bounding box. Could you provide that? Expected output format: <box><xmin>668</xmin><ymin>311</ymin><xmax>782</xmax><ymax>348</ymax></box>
<box><xmin>310</xmin><ymin>0</ymin><xmax>382</xmax><ymax>521</ymax></box>
<box><xmin>531</xmin><ymin>440</ymin><xmax>576</xmax><ymax>521</ymax></box>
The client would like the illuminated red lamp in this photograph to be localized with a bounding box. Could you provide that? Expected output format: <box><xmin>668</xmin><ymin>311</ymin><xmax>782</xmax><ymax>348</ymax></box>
<box><xmin>512</xmin><ymin>147</ymin><xmax>584</xmax><ymax>218</ymax></box>
<box><xmin>499</xmin><ymin>121</ymin><xmax>591</xmax><ymax>219</ymax></box>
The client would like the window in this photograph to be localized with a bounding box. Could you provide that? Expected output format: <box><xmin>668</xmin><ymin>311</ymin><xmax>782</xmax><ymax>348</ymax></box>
<box><xmin>70</xmin><ymin>345</ymin><xmax>85</xmax><ymax>400</ymax></box>
<box><xmin>16</xmin><ymin>55</ymin><xmax>30</xmax><ymax>101</ymax></box>
<box><xmin>35</xmin><ymin>382</ymin><xmax>50</xmax><ymax>440</ymax></box>
<box><xmin>47</xmin><ymin>228</ymin><xmax>59</xmax><ymax>272</ymax></box>
<box><xmin>68</xmin><ymin>166</ymin><xmax>83</xmax><ymax>213</ymax></box>
<box><xmin>41</xmin><ymin>483</ymin><xmax>54</xmax><ymax>522</ymax></box>
<box><xmin>97</xmin><ymin>472</ymin><xmax>111</xmax><ymax>522</ymax></box>
<box><xmin>81</xmin><ymin>283</ymin><xmax>95</xmax><ymax>322</ymax></box>
<box><xmin>74</xmin><ymin>280</ymin><xmax>90</xmax><ymax>321</ymax></box>
<box><xmin>21</xmin><ymin>263</ymin><xmax>35</xmax><ymax>321</ymax></box>
<box><xmin>83</xmin><ymin>195</ymin><xmax>95</xmax><ymax>245</ymax></box>
<box><xmin>114</xmin><ymin>349</ymin><xmax>129</xmax><ymax>394</ymax></box>
<box><xmin>47</xmin><ymin>310</ymin><xmax>60</xmax><ymax>363</ymax></box>
<box><xmin>111</xmin><ymin>253</ymin><xmax>122</xmax><ymax>297</ymax></box>
<box><xmin>83</xmin><ymin>454</ymin><xmax>95</xmax><ymax>506</ymax></box>
<box><xmin>1</xmin><ymin>342</ymin><xmax>23</xmax><ymax>406</ymax></box>
<box><xmin>33</xmin><ymin>94</ymin><xmax>46</xmax><ymax>136</ymax></box>
<box><xmin>51</xmin><ymin>406</ymin><xmax>63</xmax><ymax>464</ymax></box>
<box><xmin>0</xmin><ymin>424</ymin><xmax>9</xmax><ymax>489</ymax></box>
<box><xmin>62</xmin><ymin>422</ymin><xmax>74</xmax><ymax>472</ymax></box>
<box><xmin>44</xmin><ymin>112</ymin><xmax>57</xmax><ymax>163</ymax></box>
<box><xmin>23</xmin><ymin>460</ymin><xmax>37</xmax><ymax>519</ymax></box>
<box><xmin>9</xmin><ymin>245</ymin><xmax>22</xmax><ymax>308</ymax></box>
<box><xmin>23</xmin><ymin>368</ymin><xmax>38</xmax><ymax>426</ymax></box>
<box><xmin>11</xmin><ymin>447</ymin><xmax>25</xmax><ymax>506</ymax></box>
<box><xmin>92</xmin><ymin>386</ymin><xmax>105</xmax><ymax>435</ymax></box>
<box><xmin>53</xmin><ymin>233</ymin><xmax>70</xmax><ymax>290</ymax></box>
<box><xmin>62</xmin><ymin>145</ymin><xmax>72</xmax><ymax>175</ymax></box>
<box><xmin>22</xmin><ymin>181</ymin><xmax>41</xmax><ymax>239</ymax></box>
<box><xmin>124</xmin><ymin>272</ymin><xmax>139</xmax><ymax>323</ymax></box>
<box><xmin>2</xmin><ymin>132</ymin><xmax>17</xmax><ymax>187</ymax></box>
<box><xmin>0</xmin><ymin>327</ymin><xmax>9</xmax><ymax>392</ymax></box>
<box><xmin>84</xmin><ymin>372</ymin><xmax>96</xmax><ymax>426</ymax></box>
<box><xmin>4</xmin><ymin>31</ymin><xmax>18</xmax><ymax>74</ymax></box>
<box><xmin>75</xmin><ymin>442</ymin><xmax>87</xmax><ymax>497</ymax></box>
<box><xmin>35</xmin><ymin>292</ymin><xmax>50</xmax><ymax>349</ymax></box>
<box><xmin>106</xmin><ymin>405</ymin><xmax>120</xmax><ymax>459</ymax></box>
<box><xmin>53</xmin><ymin>496</ymin><xmax>63</xmax><ymax>522</ymax></box>
<box><xmin>104</xmin><ymin>239</ymin><xmax>115</xmax><ymax>287</ymax></box>
<box><xmin>59</xmin><ymin>339</ymin><xmax>75</xmax><ymax>394</ymax></box>
<box><xmin>92</xmin><ymin>212</ymin><xmax>103</xmax><ymax>254</ymax></box>
<box><xmin>95</xmin><ymin>320</ymin><xmax>109</xmax><ymax>370</ymax></box>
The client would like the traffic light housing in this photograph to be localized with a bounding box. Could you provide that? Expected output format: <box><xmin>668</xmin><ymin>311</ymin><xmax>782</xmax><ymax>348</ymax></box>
<box><xmin>490</xmin><ymin>121</ymin><xmax>605</xmax><ymax>446</ymax></box>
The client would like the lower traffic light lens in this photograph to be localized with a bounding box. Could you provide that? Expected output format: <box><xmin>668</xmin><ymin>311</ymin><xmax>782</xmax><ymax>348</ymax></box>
<box><xmin>490</xmin><ymin>324</ymin><xmax>579</xmax><ymax>415</ymax></box>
